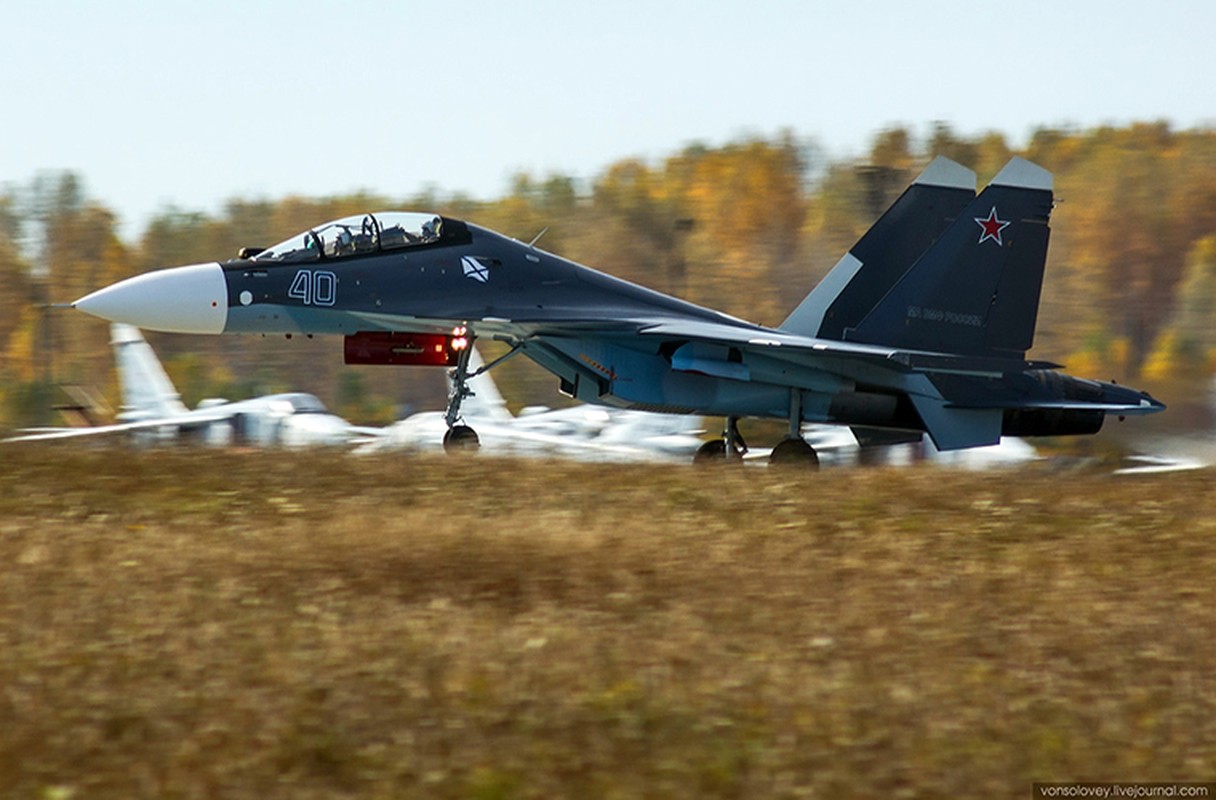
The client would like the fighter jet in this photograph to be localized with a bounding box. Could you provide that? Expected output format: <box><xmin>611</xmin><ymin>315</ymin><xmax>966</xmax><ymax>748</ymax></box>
<box><xmin>4</xmin><ymin>324</ymin><xmax>380</xmax><ymax>447</ymax></box>
<box><xmin>71</xmin><ymin>156</ymin><xmax>1164</xmax><ymax>466</ymax></box>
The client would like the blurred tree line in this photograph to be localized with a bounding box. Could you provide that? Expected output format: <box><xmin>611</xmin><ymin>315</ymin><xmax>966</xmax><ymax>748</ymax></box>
<box><xmin>2</xmin><ymin>122</ymin><xmax>1215</xmax><ymax>428</ymax></box>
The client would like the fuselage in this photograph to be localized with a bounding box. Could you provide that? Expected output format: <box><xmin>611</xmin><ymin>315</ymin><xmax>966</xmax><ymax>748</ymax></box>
<box><xmin>73</xmin><ymin>208</ymin><xmax>1164</xmax><ymax>448</ymax></box>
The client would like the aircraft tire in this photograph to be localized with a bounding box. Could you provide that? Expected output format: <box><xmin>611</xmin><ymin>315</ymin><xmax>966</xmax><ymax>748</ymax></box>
<box><xmin>443</xmin><ymin>425</ymin><xmax>480</xmax><ymax>454</ymax></box>
<box><xmin>693</xmin><ymin>438</ymin><xmax>744</xmax><ymax>464</ymax></box>
<box><xmin>693</xmin><ymin>439</ymin><xmax>727</xmax><ymax>463</ymax></box>
<box><xmin>769</xmin><ymin>437</ymin><xmax>820</xmax><ymax>470</ymax></box>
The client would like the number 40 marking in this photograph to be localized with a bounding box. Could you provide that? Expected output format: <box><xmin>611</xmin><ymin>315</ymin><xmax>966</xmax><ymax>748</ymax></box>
<box><xmin>288</xmin><ymin>270</ymin><xmax>337</xmax><ymax>306</ymax></box>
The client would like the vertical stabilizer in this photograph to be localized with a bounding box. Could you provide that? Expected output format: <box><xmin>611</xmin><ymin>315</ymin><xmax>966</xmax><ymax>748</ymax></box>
<box><xmin>846</xmin><ymin>157</ymin><xmax>1054</xmax><ymax>358</ymax></box>
<box><xmin>110</xmin><ymin>324</ymin><xmax>190</xmax><ymax>421</ymax></box>
<box><xmin>781</xmin><ymin>156</ymin><xmax>976</xmax><ymax>339</ymax></box>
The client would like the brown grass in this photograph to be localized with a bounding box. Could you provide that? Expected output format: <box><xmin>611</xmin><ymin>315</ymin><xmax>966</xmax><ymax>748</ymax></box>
<box><xmin>1</xmin><ymin>446</ymin><xmax>1213</xmax><ymax>799</ymax></box>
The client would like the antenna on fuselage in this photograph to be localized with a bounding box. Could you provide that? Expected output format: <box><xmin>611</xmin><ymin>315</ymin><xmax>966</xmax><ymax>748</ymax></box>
<box><xmin>527</xmin><ymin>227</ymin><xmax>549</xmax><ymax>248</ymax></box>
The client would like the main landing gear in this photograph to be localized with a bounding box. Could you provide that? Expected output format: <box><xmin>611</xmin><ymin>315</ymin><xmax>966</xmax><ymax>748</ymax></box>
<box><xmin>694</xmin><ymin>390</ymin><xmax>819</xmax><ymax>469</ymax></box>
<box><xmin>770</xmin><ymin>388</ymin><xmax>819</xmax><ymax>469</ymax></box>
<box><xmin>694</xmin><ymin>416</ymin><xmax>748</xmax><ymax>463</ymax></box>
<box><xmin>769</xmin><ymin>436</ymin><xmax>819</xmax><ymax>468</ymax></box>
<box><xmin>771</xmin><ymin>388</ymin><xmax>819</xmax><ymax>468</ymax></box>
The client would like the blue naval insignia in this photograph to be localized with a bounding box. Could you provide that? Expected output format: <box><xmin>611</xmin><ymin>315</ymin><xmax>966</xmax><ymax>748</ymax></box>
<box><xmin>461</xmin><ymin>256</ymin><xmax>491</xmax><ymax>283</ymax></box>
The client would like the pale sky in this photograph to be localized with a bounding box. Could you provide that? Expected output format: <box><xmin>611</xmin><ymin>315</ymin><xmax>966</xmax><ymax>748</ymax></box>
<box><xmin>3</xmin><ymin>0</ymin><xmax>1212</xmax><ymax>241</ymax></box>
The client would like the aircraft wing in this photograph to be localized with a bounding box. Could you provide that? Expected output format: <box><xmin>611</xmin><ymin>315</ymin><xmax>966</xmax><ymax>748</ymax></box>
<box><xmin>341</xmin><ymin>424</ymin><xmax>392</xmax><ymax>446</ymax></box>
<box><xmin>636</xmin><ymin>318</ymin><xmax>898</xmax><ymax>360</ymax></box>
<box><xmin>618</xmin><ymin>316</ymin><xmax>1152</xmax><ymax>452</ymax></box>
<box><xmin>347</xmin><ymin>425</ymin><xmax>390</xmax><ymax>438</ymax></box>
<box><xmin>3</xmin><ymin>408</ymin><xmax>385</xmax><ymax>444</ymax></box>
<box><xmin>632</xmin><ymin>318</ymin><xmax>899</xmax><ymax>367</ymax></box>
<box><xmin>2</xmin><ymin>408</ymin><xmax>235</xmax><ymax>443</ymax></box>
<box><xmin>632</xmin><ymin>318</ymin><xmax>1045</xmax><ymax>378</ymax></box>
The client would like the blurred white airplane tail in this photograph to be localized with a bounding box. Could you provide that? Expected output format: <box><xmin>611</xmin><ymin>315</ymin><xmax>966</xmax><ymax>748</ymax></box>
<box><xmin>110</xmin><ymin>323</ymin><xmax>189</xmax><ymax>421</ymax></box>
<box><xmin>457</xmin><ymin>348</ymin><xmax>514</xmax><ymax>423</ymax></box>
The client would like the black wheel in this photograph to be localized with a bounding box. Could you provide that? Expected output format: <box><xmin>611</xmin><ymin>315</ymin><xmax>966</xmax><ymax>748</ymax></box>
<box><xmin>694</xmin><ymin>439</ymin><xmax>727</xmax><ymax>463</ymax></box>
<box><xmin>443</xmin><ymin>425</ymin><xmax>480</xmax><ymax>454</ymax></box>
<box><xmin>693</xmin><ymin>438</ymin><xmax>744</xmax><ymax>464</ymax></box>
<box><xmin>769</xmin><ymin>437</ymin><xmax>819</xmax><ymax>469</ymax></box>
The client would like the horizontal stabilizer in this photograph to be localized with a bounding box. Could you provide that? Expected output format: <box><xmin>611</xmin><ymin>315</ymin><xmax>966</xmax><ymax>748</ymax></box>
<box><xmin>910</xmin><ymin>395</ymin><xmax>1003</xmax><ymax>451</ymax></box>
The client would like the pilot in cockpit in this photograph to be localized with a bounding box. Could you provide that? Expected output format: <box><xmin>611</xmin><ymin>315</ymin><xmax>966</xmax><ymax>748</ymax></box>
<box><xmin>420</xmin><ymin>216</ymin><xmax>442</xmax><ymax>241</ymax></box>
<box><xmin>334</xmin><ymin>227</ymin><xmax>354</xmax><ymax>255</ymax></box>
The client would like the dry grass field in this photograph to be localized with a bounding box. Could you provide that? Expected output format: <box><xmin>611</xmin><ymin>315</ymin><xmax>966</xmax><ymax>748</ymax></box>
<box><xmin>1</xmin><ymin>445</ymin><xmax>1213</xmax><ymax>799</ymax></box>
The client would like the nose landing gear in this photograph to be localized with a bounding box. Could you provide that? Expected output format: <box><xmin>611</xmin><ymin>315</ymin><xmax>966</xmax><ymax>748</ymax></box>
<box><xmin>443</xmin><ymin>424</ymin><xmax>480</xmax><ymax>452</ymax></box>
<box><xmin>443</xmin><ymin>332</ymin><xmax>480</xmax><ymax>453</ymax></box>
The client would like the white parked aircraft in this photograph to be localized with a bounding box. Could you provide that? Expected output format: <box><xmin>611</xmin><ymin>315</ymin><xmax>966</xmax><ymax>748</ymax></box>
<box><xmin>4</xmin><ymin>324</ymin><xmax>379</xmax><ymax>446</ymax></box>
<box><xmin>5</xmin><ymin>327</ymin><xmax>702</xmax><ymax>459</ymax></box>
<box><xmin>364</xmin><ymin>349</ymin><xmax>705</xmax><ymax>462</ymax></box>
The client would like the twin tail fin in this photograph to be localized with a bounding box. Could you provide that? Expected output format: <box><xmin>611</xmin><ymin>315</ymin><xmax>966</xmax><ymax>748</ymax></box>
<box><xmin>782</xmin><ymin>156</ymin><xmax>1054</xmax><ymax>361</ymax></box>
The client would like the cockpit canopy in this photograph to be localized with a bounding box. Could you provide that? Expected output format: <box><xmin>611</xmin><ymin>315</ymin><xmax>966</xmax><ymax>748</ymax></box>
<box><xmin>267</xmin><ymin>393</ymin><xmax>330</xmax><ymax>415</ymax></box>
<box><xmin>251</xmin><ymin>212</ymin><xmax>454</xmax><ymax>263</ymax></box>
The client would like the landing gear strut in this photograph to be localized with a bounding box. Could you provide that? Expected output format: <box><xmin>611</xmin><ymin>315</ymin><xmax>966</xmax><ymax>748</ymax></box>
<box><xmin>439</xmin><ymin>335</ymin><xmax>528</xmax><ymax>455</ymax></box>
<box><xmin>693</xmin><ymin>416</ymin><xmax>748</xmax><ymax>464</ymax></box>
<box><xmin>443</xmin><ymin>335</ymin><xmax>480</xmax><ymax>453</ymax></box>
<box><xmin>770</xmin><ymin>387</ymin><xmax>818</xmax><ymax>469</ymax></box>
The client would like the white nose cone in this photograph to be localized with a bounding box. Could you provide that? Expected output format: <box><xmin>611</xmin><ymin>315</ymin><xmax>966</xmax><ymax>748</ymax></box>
<box><xmin>74</xmin><ymin>262</ymin><xmax>228</xmax><ymax>334</ymax></box>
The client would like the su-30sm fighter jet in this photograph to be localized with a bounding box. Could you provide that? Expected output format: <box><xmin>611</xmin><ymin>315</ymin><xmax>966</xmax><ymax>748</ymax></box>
<box><xmin>74</xmin><ymin>157</ymin><xmax>1163</xmax><ymax>466</ymax></box>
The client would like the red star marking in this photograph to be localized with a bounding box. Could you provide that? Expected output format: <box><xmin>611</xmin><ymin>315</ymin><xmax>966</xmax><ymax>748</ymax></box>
<box><xmin>974</xmin><ymin>206</ymin><xmax>1010</xmax><ymax>246</ymax></box>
